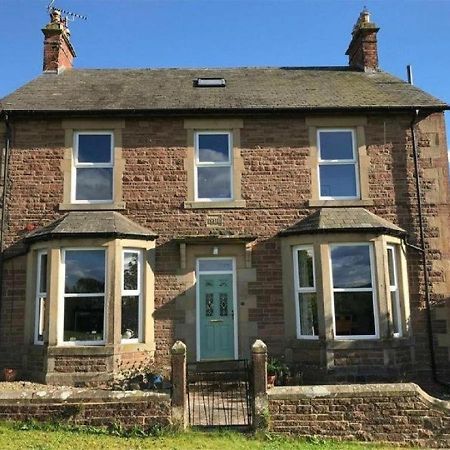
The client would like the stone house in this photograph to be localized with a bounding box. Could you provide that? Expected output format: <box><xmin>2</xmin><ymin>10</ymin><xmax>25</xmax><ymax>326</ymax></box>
<box><xmin>0</xmin><ymin>9</ymin><xmax>449</xmax><ymax>386</ymax></box>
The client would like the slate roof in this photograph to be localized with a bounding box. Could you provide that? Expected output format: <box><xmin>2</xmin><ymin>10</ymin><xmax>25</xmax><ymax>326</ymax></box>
<box><xmin>1</xmin><ymin>67</ymin><xmax>447</xmax><ymax>113</ymax></box>
<box><xmin>279</xmin><ymin>208</ymin><xmax>406</xmax><ymax>237</ymax></box>
<box><xmin>25</xmin><ymin>211</ymin><xmax>158</xmax><ymax>242</ymax></box>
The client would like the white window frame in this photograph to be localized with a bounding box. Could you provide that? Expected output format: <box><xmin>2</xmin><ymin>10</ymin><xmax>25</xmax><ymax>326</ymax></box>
<box><xmin>59</xmin><ymin>248</ymin><xmax>107</xmax><ymax>346</ymax></box>
<box><xmin>330</xmin><ymin>242</ymin><xmax>379</xmax><ymax>340</ymax></box>
<box><xmin>293</xmin><ymin>245</ymin><xmax>318</xmax><ymax>340</ymax></box>
<box><xmin>194</xmin><ymin>131</ymin><xmax>233</xmax><ymax>201</ymax></box>
<box><xmin>34</xmin><ymin>250</ymin><xmax>47</xmax><ymax>345</ymax></box>
<box><xmin>317</xmin><ymin>128</ymin><xmax>360</xmax><ymax>200</ymax></box>
<box><xmin>195</xmin><ymin>257</ymin><xmax>238</xmax><ymax>361</ymax></box>
<box><xmin>72</xmin><ymin>131</ymin><xmax>114</xmax><ymax>204</ymax></box>
<box><xmin>387</xmin><ymin>244</ymin><xmax>402</xmax><ymax>338</ymax></box>
<box><xmin>121</xmin><ymin>249</ymin><xmax>143</xmax><ymax>344</ymax></box>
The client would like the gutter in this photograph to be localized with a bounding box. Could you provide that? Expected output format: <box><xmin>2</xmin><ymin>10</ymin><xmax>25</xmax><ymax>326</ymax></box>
<box><xmin>409</xmin><ymin>110</ymin><xmax>450</xmax><ymax>388</ymax></box>
<box><xmin>0</xmin><ymin>110</ymin><xmax>11</xmax><ymax>334</ymax></box>
<box><xmin>1</xmin><ymin>105</ymin><xmax>448</xmax><ymax>120</ymax></box>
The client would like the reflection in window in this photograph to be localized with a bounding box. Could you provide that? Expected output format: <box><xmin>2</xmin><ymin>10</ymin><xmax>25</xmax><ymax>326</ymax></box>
<box><xmin>121</xmin><ymin>250</ymin><xmax>142</xmax><ymax>342</ymax></box>
<box><xmin>35</xmin><ymin>251</ymin><xmax>47</xmax><ymax>344</ymax></box>
<box><xmin>63</xmin><ymin>249</ymin><xmax>106</xmax><ymax>343</ymax></box>
<box><xmin>318</xmin><ymin>129</ymin><xmax>359</xmax><ymax>199</ymax></box>
<box><xmin>331</xmin><ymin>244</ymin><xmax>377</xmax><ymax>337</ymax></box>
<box><xmin>74</xmin><ymin>132</ymin><xmax>114</xmax><ymax>202</ymax></box>
<box><xmin>387</xmin><ymin>245</ymin><xmax>402</xmax><ymax>337</ymax></box>
<box><xmin>293</xmin><ymin>246</ymin><xmax>318</xmax><ymax>338</ymax></box>
<box><xmin>195</xmin><ymin>132</ymin><xmax>232</xmax><ymax>200</ymax></box>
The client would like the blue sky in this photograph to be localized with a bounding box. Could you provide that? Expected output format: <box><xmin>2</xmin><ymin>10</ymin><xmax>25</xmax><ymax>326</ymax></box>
<box><xmin>0</xmin><ymin>0</ymin><xmax>449</xmax><ymax>144</ymax></box>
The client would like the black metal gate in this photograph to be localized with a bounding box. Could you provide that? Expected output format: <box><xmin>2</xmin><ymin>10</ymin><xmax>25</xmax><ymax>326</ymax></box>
<box><xmin>187</xmin><ymin>359</ymin><xmax>253</xmax><ymax>427</ymax></box>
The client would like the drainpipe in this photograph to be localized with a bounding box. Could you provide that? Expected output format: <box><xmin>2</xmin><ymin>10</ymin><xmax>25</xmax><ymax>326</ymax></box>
<box><xmin>0</xmin><ymin>110</ymin><xmax>11</xmax><ymax>333</ymax></box>
<box><xmin>410</xmin><ymin>110</ymin><xmax>450</xmax><ymax>388</ymax></box>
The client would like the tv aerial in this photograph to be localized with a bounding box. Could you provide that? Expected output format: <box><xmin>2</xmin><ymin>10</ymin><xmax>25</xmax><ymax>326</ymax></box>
<box><xmin>47</xmin><ymin>0</ymin><xmax>88</xmax><ymax>22</ymax></box>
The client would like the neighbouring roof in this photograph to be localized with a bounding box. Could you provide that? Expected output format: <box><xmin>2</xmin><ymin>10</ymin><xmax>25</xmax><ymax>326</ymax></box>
<box><xmin>25</xmin><ymin>211</ymin><xmax>158</xmax><ymax>242</ymax></box>
<box><xmin>1</xmin><ymin>67</ymin><xmax>447</xmax><ymax>113</ymax></box>
<box><xmin>279</xmin><ymin>208</ymin><xmax>406</xmax><ymax>237</ymax></box>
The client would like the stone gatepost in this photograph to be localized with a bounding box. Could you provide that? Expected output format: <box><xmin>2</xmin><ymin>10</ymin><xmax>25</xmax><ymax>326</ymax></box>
<box><xmin>171</xmin><ymin>340</ymin><xmax>187</xmax><ymax>430</ymax></box>
<box><xmin>251</xmin><ymin>339</ymin><xmax>269</xmax><ymax>431</ymax></box>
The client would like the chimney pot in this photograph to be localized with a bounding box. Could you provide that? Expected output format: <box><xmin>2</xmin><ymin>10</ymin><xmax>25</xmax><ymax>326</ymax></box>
<box><xmin>42</xmin><ymin>10</ymin><xmax>76</xmax><ymax>73</ymax></box>
<box><xmin>346</xmin><ymin>9</ymin><xmax>380</xmax><ymax>72</ymax></box>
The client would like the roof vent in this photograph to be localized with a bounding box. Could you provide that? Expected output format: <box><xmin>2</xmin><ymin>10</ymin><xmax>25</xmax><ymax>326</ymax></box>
<box><xmin>194</xmin><ymin>78</ymin><xmax>226</xmax><ymax>88</ymax></box>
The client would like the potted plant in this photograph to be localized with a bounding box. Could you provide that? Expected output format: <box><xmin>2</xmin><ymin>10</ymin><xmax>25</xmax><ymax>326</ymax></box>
<box><xmin>267</xmin><ymin>357</ymin><xmax>282</xmax><ymax>387</ymax></box>
<box><xmin>3</xmin><ymin>368</ymin><xmax>17</xmax><ymax>382</ymax></box>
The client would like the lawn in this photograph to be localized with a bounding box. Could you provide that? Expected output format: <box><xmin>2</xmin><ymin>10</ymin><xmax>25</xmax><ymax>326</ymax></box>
<box><xmin>0</xmin><ymin>422</ymin><xmax>399</xmax><ymax>450</ymax></box>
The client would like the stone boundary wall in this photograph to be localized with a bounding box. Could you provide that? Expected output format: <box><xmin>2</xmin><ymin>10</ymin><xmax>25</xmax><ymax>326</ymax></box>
<box><xmin>0</xmin><ymin>389</ymin><xmax>171</xmax><ymax>429</ymax></box>
<box><xmin>268</xmin><ymin>383</ymin><xmax>450</xmax><ymax>448</ymax></box>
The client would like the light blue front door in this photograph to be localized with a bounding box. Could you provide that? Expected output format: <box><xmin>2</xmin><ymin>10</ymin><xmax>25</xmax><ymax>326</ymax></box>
<box><xmin>198</xmin><ymin>268</ymin><xmax>235</xmax><ymax>360</ymax></box>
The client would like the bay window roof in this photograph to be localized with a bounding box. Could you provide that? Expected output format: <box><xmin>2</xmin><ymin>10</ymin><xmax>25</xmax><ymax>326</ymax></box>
<box><xmin>25</xmin><ymin>211</ymin><xmax>158</xmax><ymax>243</ymax></box>
<box><xmin>279</xmin><ymin>208</ymin><xmax>406</xmax><ymax>237</ymax></box>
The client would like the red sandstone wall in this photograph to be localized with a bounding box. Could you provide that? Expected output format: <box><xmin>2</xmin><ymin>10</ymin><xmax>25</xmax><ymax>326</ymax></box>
<box><xmin>1</xmin><ymin>112</ymin><xmax>449</xmax><ymax>378</ymax></box>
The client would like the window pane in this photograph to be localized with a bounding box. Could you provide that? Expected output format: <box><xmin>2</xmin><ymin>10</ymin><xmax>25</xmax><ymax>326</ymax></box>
<box><xmin>76</xmin><ymin>168</ymin><xmax>113</xmax><ymax>201</ymax></box>
<box><xmin>65</xmin><ymin>250</ymin><xmax>105</xmax><ymax>293</ymax></box>
<box><xmin>387</xmin><ymin>247</ymin><xmax>396</xmax><ymax>287</ymax></box>
<box><xmin>391</xmin><ymin>292</ymin><xmax>401</xmax><ymax>335</ymax></box>
<box><xmin>299</xmin><ymin>293</ymin><xmax>318</xmax><ymax>336</ymax></box>
<box><xmin>331</xmin><ymin>245</ymin><xmax>372</xmax><ymax>289</ymax></box>
<box><xmin>122</xmin><ymin>295</ymin><xmax>139</xmax><ymax>339</ymax></box>
<box><xmin>198</xmin><ymin>259</ymin><xmax>233</xmax><ymax>272</ymax></box>
<box><xmin>197</xmin><ymin>167</ymin><xmax>231</xmax><ymax>199</ymax></box>
<box><xmin>319</xmin><ymin>164</ymin><xmax>357</xmax><ymax>198</ymax></box>
<box><xmin>39</xmin><ymin>253</ymin><xmax>47</xmax><ymax>293</ymax></box>
<box><xmin>123</xmin><ymin>252</ymin><xmax>138</xmax><ymax>291</ymax></box>
<box><xmin>63</xmin><ymin>296</ymin><xmax>104</xmax><ymax>341</ymax></box>
<box><xmin>334</xmin><ymin>292</ymin><xmax>375</xmax><ymax>336</ymax></box>
<box><xmin>297</xmin><ymin>248</ymin><xmax>314</xmax><ymax>288</ymax></box>
<box><xmin>78</xmin><ymin>134</ymin><xmax>111</xmax><ymax>163</ymax></box>
<box><xmin>319</xmin><ymin>131</ymin><xmax>353</xmax><ymax>160</ymax></box>
<box><xmin>198</xmin><ymin>134</ymin><xmax>230</xmax><ymax>162</ymax></box>
<box><xmin>37</xmin><ymin>296</ymin><xmax>46</xmax><ymax>342</ymax></box>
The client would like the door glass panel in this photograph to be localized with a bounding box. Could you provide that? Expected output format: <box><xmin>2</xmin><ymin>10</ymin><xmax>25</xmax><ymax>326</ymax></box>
<box><xmin>219</xmin><ymin>293</ymin><xmax>228</xmax><ymax>316</ymax></box>
<box><xmin>205</xmin><ymin>293</ymin><xmax>214</xmax><ymax>317</ymax></box>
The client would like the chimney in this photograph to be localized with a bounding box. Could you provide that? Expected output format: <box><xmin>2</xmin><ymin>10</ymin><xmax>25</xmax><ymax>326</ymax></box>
<box><xmin>42</xmin><ymin>9</ymin><xmax>76</xmax><ymax>73</ymax></box>
<box><xmin>345</xmin><ymin>9</ymin><xmax>380</xmax><ymax>72</ymax></box>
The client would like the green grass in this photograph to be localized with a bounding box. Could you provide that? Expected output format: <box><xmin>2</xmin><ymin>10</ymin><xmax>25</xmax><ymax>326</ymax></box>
<box><xmin>0</xmin><ymin>421</ymin><xmax>399</xmax><ymax>450</ymax></box>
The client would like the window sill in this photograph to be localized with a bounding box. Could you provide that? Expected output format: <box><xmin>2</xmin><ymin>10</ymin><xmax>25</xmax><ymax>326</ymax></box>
<box><xmin>47</xmin><ymin>344</ymin><xmax>114</xmax><ymax>356</ymax></box>
<box><xmin>59</xmin><ymin>202</ymin><xmax>126</xmax><ymax>211</ymax></box>
<box><xmin>119</xmin><ymin>342</ymin><xmax>155</xmax><ymax>353</ymax></box>
<box><xmin>184</xmin><ymin>199</ymin><xmax>247</xmax><ymax>209</ymax></box>
<box><xmin>308</xmin><ymin>199</ymin><xmax>374</xmax><ymax>208</ymax></box>
<box><xmin>329</xmin><ymin>337</ymin><xmax>412</xmax><ymax>350</ymax></box>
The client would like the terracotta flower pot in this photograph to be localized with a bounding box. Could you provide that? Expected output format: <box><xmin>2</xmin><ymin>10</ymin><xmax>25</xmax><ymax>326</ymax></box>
<box><xmin>3</xmin><ymin>368</ymin><xmax>17</xmax><ymax>382</ymax></box>
<box><xmin>267</xmin><ymin>374</ymin><xmax>277</xmax><ymax>388</ymax></box>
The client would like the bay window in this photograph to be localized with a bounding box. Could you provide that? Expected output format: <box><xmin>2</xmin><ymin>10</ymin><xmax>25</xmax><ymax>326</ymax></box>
<box><xmin>34</xmin><ymin>251</ymin><xmax>47</xmax><ymax>344</ymax></box>
<box><xmin>330</xmin><ymin>244</ymin><xmax>378</xmax><ymax>339</ymax></box>
<box><xmin>293</xmin><ymin>246</ymin><xmax>318</xmax><ymax>338</ymax></box>
<box><xmin>285</xmin><ymin>234</ymin><xmax>409</xmax><ymax>343</ymax></box>
<box><xmin>121</xmin><ymin>249</ymin><xmax>143</xmax><ymax>342</ymax></box>
<box><xmin>387</xmin><ymin>245</ymin><xmax>402</xmax><ymax>337</ymax></box>
<box><xmin>62</xmin><ymin>249</ymin><xmax>106</xmax><ymax>344</ymax></box>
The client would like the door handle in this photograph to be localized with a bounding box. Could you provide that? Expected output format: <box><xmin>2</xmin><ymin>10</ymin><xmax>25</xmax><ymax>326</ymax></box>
<box><xmin>209</xmin><ymin>319</ymin><xmax>223</xmax><ymax>323</ymax></box>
